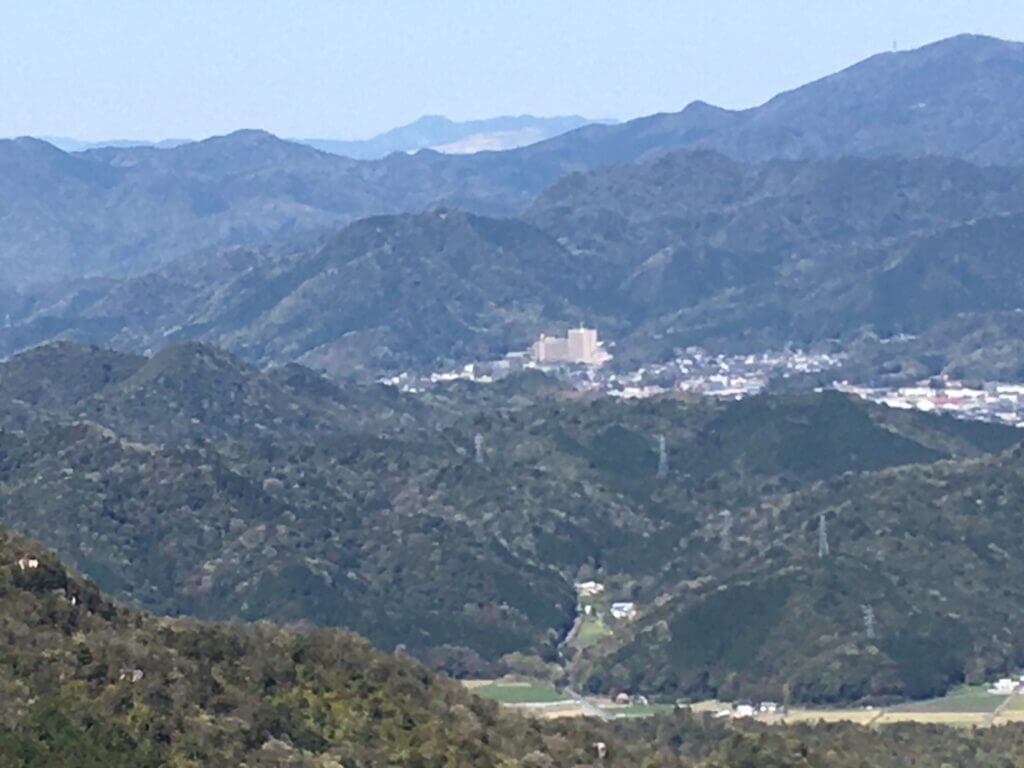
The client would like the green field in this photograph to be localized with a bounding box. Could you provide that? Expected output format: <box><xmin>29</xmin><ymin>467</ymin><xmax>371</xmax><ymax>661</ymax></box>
<box><xmin>895</xmin><ymin>685</ymin><xmax>1003</xmax><ymax>713</ymax></box>
<box><xmin>575</xmin><ymin>616</ymin><xmax>613</xmax><ymax>647</ymax></box>
<box><xmin>1000</xmin><ymin>694</ymin><xmax>1024</xmax><ymax>711</ymax></box>
<box><xmin>472</xmin><ymin>681</ymin><xmax>569</xmax><ymax>705</ymax></box>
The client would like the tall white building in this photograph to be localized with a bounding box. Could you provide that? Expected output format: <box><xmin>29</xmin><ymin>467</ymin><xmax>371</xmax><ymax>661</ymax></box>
<box><xmin>567</xmin><ymin>327</ymin><xmax>597</xmax><ymax>362</ymax></box>
<box><xmin>531</xmin><ymin>327</ymin><xmax>609</xmax><ymax>365</ymax></box>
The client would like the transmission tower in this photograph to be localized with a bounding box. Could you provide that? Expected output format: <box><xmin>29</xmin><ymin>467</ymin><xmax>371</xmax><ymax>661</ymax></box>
<box><xmin>720</xmin><ymin>510</ymin><xmax>732</xmax><ymax>552</ymax></box>
<box><xmin>817</xmin><ymin>513</ymin><xmax>829</xmax><ymax>559</ymax></box>
<box><xmin>656</xmin><ymin>435</ymin><xmax>668</xmax><ymax>478</ymax></box>
<box><xmin>862</xmin><ymin>604</ymin><xmax>876</xmax><ymax>640</ymax></box>
<box><xmin>474</xmin><ymin>433</ymin><xmax>485</xmax><ymax>465</ymax></box>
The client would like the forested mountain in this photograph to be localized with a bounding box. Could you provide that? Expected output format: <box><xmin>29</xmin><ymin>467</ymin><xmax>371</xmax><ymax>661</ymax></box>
<box><xmin>525</xmin><ymin>151</ymin><xmax>1024</xmax><ymax>370</ymax></box>
<box><xmin>0</xmin><ymin>340</ymin><xmax>1021</xmax><ymax>703</ymax></box>
<box><xmin>580</xmin><ymin>438</ymin><xmax>1024</xmax><ymax>702</ymax></box>
<box><xmin>13</xmin><ymin>521</ymin><xmax>1024</xmax><ymax>766</ymax></box>
<box><xmin>0</xmin><ymin>211</ymin><xmax>589</xmax><ymax>377</ymax></box>
<box><xmin>8</xmin><ymin>149</ymin><xmax>1024</xmax><ymax>381</ymax></box>
<box><xmin>0</xmin><ymin>522</ymin><xmax>684</xmax><ymax>767</ymax></box>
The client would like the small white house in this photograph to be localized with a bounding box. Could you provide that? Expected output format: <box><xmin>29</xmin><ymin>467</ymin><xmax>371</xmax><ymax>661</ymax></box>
<box><xmin>574</xmin><ymin>580</ymin><xmax>605</xmax><ymax>597</ymax></box>
<box><xmin>17</xmin><ymin>557</ymin><xmax>39</xmax><ymax>571</ymax></box>
<box><xmin>989</xmin><ymin>678</ymin><xmax>1018</xmax><ymax>695</ymax></box>
<box><xmin>734</xmin><ymin>703</ymin><xmax>756</xmax><ymax>718</ymax></box>
<box><xmin>610</xmin><ymin>602</ymin><xmax>637</xmax><ymax>620</ymax></box>
<box><xmin>759</xmin><ymin>701</ymin><xmax>779</xmax><ymax>714</ymax></box>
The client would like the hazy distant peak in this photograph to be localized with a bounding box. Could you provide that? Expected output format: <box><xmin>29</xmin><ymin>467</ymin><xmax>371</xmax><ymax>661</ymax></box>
<box><xmin>297</xmin><ymin>113</ymin><xmax>614</xmax><ymax>158</ymax></box>
<box><xmin>205</xmin><ymin>128</ymin><xmax>282</xmax><ymax>144</ymax></box>
<box><xmin>405</xmin><ymin>114</ymin><xmax>456</xmax><ymax>128</ymax></box>
<box><xmin>36</xmin><ymin>136</ymin><xmax>192</xmax><ymax>152</ymax></box>
<box><xmin>679</xmin><ymin>99</ymin><xmax>726</xmax><ymax>113</ymax></box>
<box><xmin>186</xmin><ymin>128</ymin><xmax>302</xmax><ymax>154</ymax></box>
<box><xmin>154</xmin><ymin>128</ymin><xmax>344</xmax><ymax>172</ymax></box>
<box><xmin>1</xmin><ymin>136</ymin><xmax>68</xmax><ymax>157</ymax></box>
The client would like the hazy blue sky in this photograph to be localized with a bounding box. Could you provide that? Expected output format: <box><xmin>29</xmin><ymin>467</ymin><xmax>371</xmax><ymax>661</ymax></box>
<box><xmin>4</xmin><ymin>0</ymin><xmax>1024</xmax><ymax>141</ymax></box>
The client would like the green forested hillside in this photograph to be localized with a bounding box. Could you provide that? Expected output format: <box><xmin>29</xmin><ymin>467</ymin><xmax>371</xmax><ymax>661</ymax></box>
<box><xmin>13</xmin><ymin>522</ymin><xmax>1024</xmax><ymax>766</ymax></box>
<box><xmin>10</xmin><ymin>150</ymin><xmax>1024</xmax><ymax>381</ymax></box>
<box><xmin>580</xmin><ymin>441</ymin><xmax>1024</xmax><ymax>703</ymax></box>
<box><xmin>0</xmin><ymin>341</ymin><xmax>1021</xmax><ymax>704</ymax></box>
<box><xmin>0</xmin><ymin>523</ymin><xmax>676</xmax><ymax>767</ymax></box>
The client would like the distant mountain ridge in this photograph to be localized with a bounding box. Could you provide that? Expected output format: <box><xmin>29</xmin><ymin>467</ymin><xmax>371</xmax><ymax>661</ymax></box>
<box><xmin>31</xmin><ymin>113</ymin><xmax>611</xmax><ymax>158</ymax></box>
<box><xmin>513</xmin><ymin>34</ymin><xmax>1024</xmax><ymax>167</ymax></box>
<box><xmin>299</xmin><ymin>113</ymin><xmax>613</xmax><ymax>158</ymax></box>
<box><xmin>3</xmin><ymin>34</ymin><xmax>1024</xmax><ymax>289</ymax></box>
<box><xmin>37</xmin><ymin>136</ymin><xmax>192</xmax><ymax>151</ymax></box>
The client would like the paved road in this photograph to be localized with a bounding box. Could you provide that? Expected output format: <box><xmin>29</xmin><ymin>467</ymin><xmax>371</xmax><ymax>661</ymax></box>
<box><xmin>983</xmin><ymin>690</ymin><xmax>1017</xmax><ymax>727</ymax></box>
<box><xmin>567</xmin><ymin>688</ymin><xmax>610</xmax><ymax>720</ymax></box>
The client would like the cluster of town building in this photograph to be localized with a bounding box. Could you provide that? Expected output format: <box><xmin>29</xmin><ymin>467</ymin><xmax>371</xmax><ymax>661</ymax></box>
<box><xmin>382</xmin><ymin>329</ymin><xmax>1024</xmax><ymax>437</ymax></box>
<box><xmin>384</xmin><ymin>328</ymin><xmax>846</xmax><ymax>402</ymax></box>
<box><xmin>379</xmin><ymin>323</ymin><xmax>1024</xmax><ymax>435</ymax></box>
<box><xmin>599</xmin><ymin>347</ymin><xmax>843</xmax><ymax>399</ymax></box>
<box><xmin>835</xmin><ymin>378</ymin><xmax>1024</xmax><ymax>428</ymax></box>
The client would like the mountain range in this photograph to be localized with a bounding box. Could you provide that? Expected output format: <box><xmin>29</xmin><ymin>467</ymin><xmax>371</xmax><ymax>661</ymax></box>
<box><xmin>3</xmin><ymin>35</ymin><xmax>1024</xmax><ymax>386</ymax></box>
<box><xmin>7</xmin><ymin>147</ymin><xmax>1024</xmax><ymax>382</ymax></box>
<box><xmin>10</xmin><ymin>31</ymin><xmax>1024</xmax><ymax>760</ymax></box>
<box><xmin>35</xmin><ymin>114</ymin><xmax>607</xmax><ymax>159</ymax></box>
<box><xmin>13</xmin><ymin>23</ymin><xmax>1024</xmax><ymax>767</ymax></box>
<box><xmin>3</xmin><ymin>34</ymin><xmax>1024</xmax><ymax>287</ymax></box>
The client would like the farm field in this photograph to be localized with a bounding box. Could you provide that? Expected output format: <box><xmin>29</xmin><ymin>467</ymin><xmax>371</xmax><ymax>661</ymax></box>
<box><xmin>876</xmin><ymin>711</ymin><xmax>988</xmax><ymax>727</ymax></box>
<box><xmin>782</xmin><ymin>708</ymin><xmax>880</xmax><ymax>725</ymax></box>
<box><xmin>460</xmin><ymin>679</ymin><xmax>675</xmax><ymax>719</ymax></box>
<box><xmin>574</xmin><ymin>616</ymin><xmax>613</xmax><ymax>647</ymax></box>
<box><xmin>468</xmin><ymin>680</ymin><xmax>569</xmax><ymax>705</ymax></box>
<box><xmin>893</xmin><ymin>685</ymin><xmax>1002</xmax><ymax>713</ymax></box>
<box><xmin>463</xmin><ymin>679</ymin><xmax>1024</xmax><ymax>727</ymax></box>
